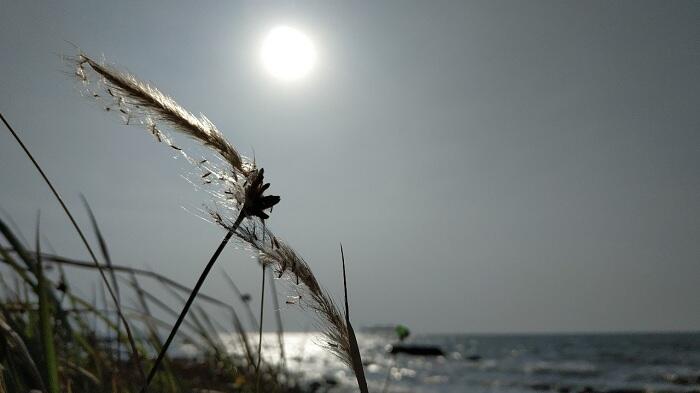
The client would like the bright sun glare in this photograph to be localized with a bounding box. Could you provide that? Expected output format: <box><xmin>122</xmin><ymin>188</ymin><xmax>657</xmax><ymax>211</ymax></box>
<box><xmin>261</xmin><ymin>26</ymin><xmax>316</xmax><ymax>82</ymax></box>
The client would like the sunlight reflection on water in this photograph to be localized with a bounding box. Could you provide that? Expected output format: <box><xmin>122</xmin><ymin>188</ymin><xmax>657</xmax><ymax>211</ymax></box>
<box><xmin>210</xmin><ymin>331</ymin><xmax>700</xmax><ymax>393</ymax></box>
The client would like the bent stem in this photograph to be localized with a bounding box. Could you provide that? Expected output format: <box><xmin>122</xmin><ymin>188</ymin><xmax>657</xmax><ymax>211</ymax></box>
<box><xmin>341</xmin><ymin>244</ymin><xmax>369</xmax><ymax>393</ymax></box>
<box><xmin>140</xmin><ymin>211</ymin><xmax>246</xmax><ymax>393</ymax></box>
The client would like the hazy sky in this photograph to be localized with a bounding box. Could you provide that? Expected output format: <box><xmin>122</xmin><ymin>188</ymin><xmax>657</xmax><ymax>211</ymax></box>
<box><xmin>1</xmin><ymin>1</ymin><xmax>698</xmax><ymax>334</ymax></box>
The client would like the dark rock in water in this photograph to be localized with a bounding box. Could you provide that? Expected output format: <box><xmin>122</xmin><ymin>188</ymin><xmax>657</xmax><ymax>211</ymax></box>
<box><xmin>557</xmin><ymin>387</ymin><xmax>571</xmax><ymax>393</ymax></box>
<box><xmin>577</xmin><ymin>386</ymin><xmax>598</xmax><ymax>393</ymax></box>
<box><xmin>530</xmin><ymin>383</ymin><xmax>553</xmax><ymax>391</ymax></box>
<box><xmin>665</xmin><ymin>373</ymin><xmax>700</xmax><ymax>385</ymax></box>
<box><xmin>308</xmin><ymin>381</ymin><xmax>321</xmax><ymax>392</ymax></box>
<box><xmin>389</xmin><ymin>344</ymin><xmax>444</xmax><ymax>356</ymax></box>
<box><xmin>466</xmin><ymin>354</ymin><xmax>482</xmax><ymax>362</ymax></box>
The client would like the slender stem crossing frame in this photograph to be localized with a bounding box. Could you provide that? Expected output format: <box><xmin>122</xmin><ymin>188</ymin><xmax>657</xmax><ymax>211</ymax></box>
<box><xmin>140</xmin><ymin>211</ymin><xmax>245</xmax><ymax>393</ymax></box>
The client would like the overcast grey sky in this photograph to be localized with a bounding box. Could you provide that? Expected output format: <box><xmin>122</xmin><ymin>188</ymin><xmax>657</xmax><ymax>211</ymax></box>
<box><xmin>1</xmin><ymin>1</ymin><xmax>698</xmax><ymax>334</ymax></box>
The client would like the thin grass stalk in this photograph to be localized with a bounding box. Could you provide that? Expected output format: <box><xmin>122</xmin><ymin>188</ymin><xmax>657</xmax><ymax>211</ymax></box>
<box><xmin>81</xmin><ymin>196</ymin><xmax>122</xmax><ymax>362</ymax></box>
<box><xmin>141</xmin><ymin>211</ymin><xmax>245</xmax><ymax>393</ymax></box>
<box><xmin>267</xmin><ymin>270</ymin><xmax>286</xmax><ymax>371</ymax></box>
<box><xmin>222</xmin><ymin>270</ymin><xmax>259</xmax><ymax>331</ymax></box>
<box><xmin>340</xmin><ymin>244</ymin><xmax>368</xmax><ymax>393</ymax></box>
<box><xmin>34</xmin><ymin>216</ymin><xmax>60</xmax><ymax>393</ymax></box>
<box><xmin>0</xmin><ymin>113</ymin><xmax>144</xmax><ymax>380</ymax></box>
<box><xmin>256</xmin><ymin>264</ymin><xmax>266</xmax><ymax>393</ymax></box>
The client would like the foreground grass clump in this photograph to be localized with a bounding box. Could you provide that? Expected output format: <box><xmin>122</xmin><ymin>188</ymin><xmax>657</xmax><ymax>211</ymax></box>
<box><xmin>0</xmin><ymin>217</ymin><xmax>304</xmax><ymax>393</ymax></box>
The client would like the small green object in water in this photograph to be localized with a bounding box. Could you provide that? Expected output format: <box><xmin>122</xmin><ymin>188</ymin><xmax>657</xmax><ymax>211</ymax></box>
<box><xmin>395</xmin><ymin>324</ymin><xmax>410</xmax><ymax>342</ymax></box>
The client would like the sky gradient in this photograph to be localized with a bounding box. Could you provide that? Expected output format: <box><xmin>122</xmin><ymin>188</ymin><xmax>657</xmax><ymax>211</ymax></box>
<box><xmin>1</xmin><ymin>1</ymin><xmax>698</xmax><ymax>334</ymax></box>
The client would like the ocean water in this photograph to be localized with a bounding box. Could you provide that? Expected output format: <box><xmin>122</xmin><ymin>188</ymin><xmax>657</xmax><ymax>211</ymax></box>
<box><xmin>222</xmin><ymin>331</ymin><xmax>700</xmax><ymax>393</ymax></box>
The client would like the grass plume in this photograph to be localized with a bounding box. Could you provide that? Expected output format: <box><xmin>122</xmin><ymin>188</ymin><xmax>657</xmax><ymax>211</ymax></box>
<box><xmin>69</xmin><ymin>51</ymin><xmax>367</xmax><ymax>392</ymax></box>
<box><xmin>69</xmin><ymin>51</ymin><xmax>283</xmax><ymax>390</ymax></box>
<box><xmin>231</xmin><ymin>220</ymin><xmax>366</xmax><ymax>387</ymax></box>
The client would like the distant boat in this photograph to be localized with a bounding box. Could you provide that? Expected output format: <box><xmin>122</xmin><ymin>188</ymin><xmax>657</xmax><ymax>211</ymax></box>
<box><xmin>388</xmin><ymin>344</ymin><xmax>444</xmax><ymax>356</ymax></box>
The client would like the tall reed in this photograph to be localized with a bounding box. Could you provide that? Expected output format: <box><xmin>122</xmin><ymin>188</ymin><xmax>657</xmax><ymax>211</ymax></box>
<box><xmin>70</xmin><ymin>52</ymin><xmax>368</xmax><ymax>392</ymax></box>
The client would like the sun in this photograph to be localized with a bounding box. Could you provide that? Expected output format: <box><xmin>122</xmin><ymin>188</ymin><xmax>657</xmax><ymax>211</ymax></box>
<box><xmin>260</xmin><ymin>26</ymin><xmax>317</xmax><ymax>82</ymax></box>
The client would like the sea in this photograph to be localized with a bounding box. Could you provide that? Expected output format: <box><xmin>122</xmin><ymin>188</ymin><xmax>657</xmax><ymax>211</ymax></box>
<box><xmin>219</xmin><ymin>331</ymin><xmax>700</xmax><ymax>393</ymax></box>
